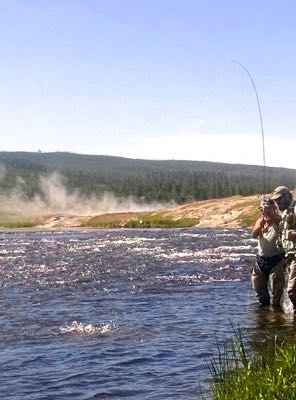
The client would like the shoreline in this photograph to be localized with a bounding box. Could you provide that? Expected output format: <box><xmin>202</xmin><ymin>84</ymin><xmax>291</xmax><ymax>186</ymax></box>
<box><xmin>0</xmin><ymin>194</ymin><xmax>262</xmax><ymax>230</ymax></box>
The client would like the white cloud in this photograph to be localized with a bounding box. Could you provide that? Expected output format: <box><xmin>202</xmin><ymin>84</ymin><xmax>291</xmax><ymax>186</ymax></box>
<box><xmin>94</xmin><ymin>133</ymin><xmax>293</xmax><ymax>169</ymax></box>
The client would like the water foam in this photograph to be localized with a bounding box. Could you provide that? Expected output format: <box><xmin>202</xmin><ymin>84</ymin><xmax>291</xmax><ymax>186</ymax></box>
<box><xmin>59</xmin><ymin>320</ymin><xmax>116</xmax><ymax>335</ymax></box>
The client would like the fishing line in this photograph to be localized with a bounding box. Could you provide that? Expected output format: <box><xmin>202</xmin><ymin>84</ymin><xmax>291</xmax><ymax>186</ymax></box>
<box><xmin>231</xmin><ymin>60</ymin><xmax>266</xmax><ymax>196</ymax></box>
<box><xmin>231</xmin><ymin>61</ymin><xmax>268</xmax><ymax>313</ymax></box>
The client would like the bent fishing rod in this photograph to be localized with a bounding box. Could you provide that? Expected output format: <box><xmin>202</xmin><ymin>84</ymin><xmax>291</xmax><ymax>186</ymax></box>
<box><xmin>231</xmin><ymin>60</ymin><xmax>266</xmax><ymax>196</ymax></box>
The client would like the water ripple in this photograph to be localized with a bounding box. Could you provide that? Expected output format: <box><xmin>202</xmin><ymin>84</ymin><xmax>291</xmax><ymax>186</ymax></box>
<box><xmin>0</xmin><ymin>227</ymin><xmax>287</xmax><ymax>400</ymax></box>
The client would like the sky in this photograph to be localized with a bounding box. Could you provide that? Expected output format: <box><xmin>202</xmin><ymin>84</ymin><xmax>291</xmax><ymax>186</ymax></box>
<box><xmin>1</xmin><ymin>0</ymin><xmax>296</xmax><ymax>168</ymax></box>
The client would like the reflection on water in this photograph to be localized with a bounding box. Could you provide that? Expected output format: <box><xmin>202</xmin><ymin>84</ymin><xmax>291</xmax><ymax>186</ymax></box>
<box><xmin>0</xmin><ymin>227</ymin><xmax>294</xmax><ymax>399</ymax></box>
<box><xmin>250</xmin><ymin>306</ymin><xmax>296</xmax><ymax>344</ymax></box>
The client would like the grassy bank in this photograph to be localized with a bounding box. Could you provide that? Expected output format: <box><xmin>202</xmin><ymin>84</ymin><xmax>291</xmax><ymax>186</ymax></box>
<box><xmin>0</xmin><ymin>194</ymin><xmax>261</xmax><ymax>229</ymax></box>
<box><xmin>85</xmin><ymin>211</ymin><xmax>199</xmax><ymax>228</ymax></box>
<box><xmin>0</xmin><ymin>216</ymin><xmax>43</xmax><ymax>228</ymax></box>
<box><xmin>206</xmin><ymin>332</ymin><xmax>296</xmax><ymax>400</ymax></box>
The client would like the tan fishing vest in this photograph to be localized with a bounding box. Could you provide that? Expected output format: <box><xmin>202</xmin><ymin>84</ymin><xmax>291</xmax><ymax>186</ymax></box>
<box><xmin>279</xmin><ymin>200</ymin><xmax>296</xmax><ymax>254</ymax></box>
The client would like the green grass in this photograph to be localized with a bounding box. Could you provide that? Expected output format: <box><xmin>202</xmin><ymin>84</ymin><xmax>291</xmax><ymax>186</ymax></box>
<box><xmin>124</xmin><ymin>212</ymin><xmax>198</xmax><ymax>228</ymax></box>
<box><xmin>84</xmin><ymin>212</ymin><xmax>139</xmax><ymax>228</ymax></box>
<box><xmin>0</xmin><ymin>216</ymin><xmax>42</xmax><ymax>228</ymax></box>
<box><xmin>206</xmin><ymin>331</ymin><xmax>296</xmax><ymax>400</ymax></box>
<box><xmin>85</xmin><ymin>211</ymin><xmax>198</xmax><ymax>228</ymax></box>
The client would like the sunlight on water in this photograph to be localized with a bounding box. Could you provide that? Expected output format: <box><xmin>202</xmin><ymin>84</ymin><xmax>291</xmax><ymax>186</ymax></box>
<box><xmin>60</xmin><ymin>320</ymin><xmax>116</xmax><ymax>335</ymax></box>
<box><xmin>1</xmin><ymin>227</ymin><xmax>284</xmax><ymax>400</ymax></box>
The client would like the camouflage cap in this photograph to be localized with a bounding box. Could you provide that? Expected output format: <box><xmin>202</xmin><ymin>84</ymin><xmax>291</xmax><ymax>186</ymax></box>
<box><xmin>270</xmin><ymin>186</ymin><xmax>291</xmax><ymax>200</ymax></box>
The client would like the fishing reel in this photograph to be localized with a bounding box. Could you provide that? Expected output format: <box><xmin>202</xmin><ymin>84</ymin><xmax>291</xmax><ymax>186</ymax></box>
<box><xmin>260</xmin><ymin>198</ymin><xmax>275</xmax><ymax>211</ymax></box>
<box><xmin>259</xmin><ymin>198</ymin><xmax>279</xmax><ymax>221</ymax></box>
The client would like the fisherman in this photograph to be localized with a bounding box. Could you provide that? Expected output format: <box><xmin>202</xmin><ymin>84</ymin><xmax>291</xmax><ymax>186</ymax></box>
<box><xmin>270</xmin><ymin>186</ymin><xmax>296</xmax><ymax>313</ymax></box>
<box><xmin>251</xmin><ymin>197</ymin><xmax>285</xmax><ymax>307</ymax></box>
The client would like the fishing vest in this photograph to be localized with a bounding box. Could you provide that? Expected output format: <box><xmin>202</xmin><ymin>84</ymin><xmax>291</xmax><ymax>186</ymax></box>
<box><xmin>279</xmin><ymin>200</ymin><xmax>296</xmax><ymax>254</ymax></box>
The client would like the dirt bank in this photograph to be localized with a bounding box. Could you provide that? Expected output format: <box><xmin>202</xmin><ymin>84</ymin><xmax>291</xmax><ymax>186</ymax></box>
<box><xmin>36</xmin><ymin>194</ymin><xmax>263</xmax><ymax>228</ymax></box>
<box><xmin>158</xmin><ymin>194</ymin><xmax>262</xmax><ymax>227</ymax></box>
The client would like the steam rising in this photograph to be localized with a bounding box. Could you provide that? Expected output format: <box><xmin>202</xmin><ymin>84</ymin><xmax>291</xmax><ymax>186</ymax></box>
<box><xmin>0</xmin><ymin>172</ymin><xmax>173</xmax><ymax>217</ymax></box>
<box><xmin>0</xmin><ymin>164</ymin><xmax>6</xmax><ymax>180</ymax></box>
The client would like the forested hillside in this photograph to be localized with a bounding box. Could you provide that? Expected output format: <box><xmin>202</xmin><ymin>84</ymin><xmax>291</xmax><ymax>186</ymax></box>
<box><xmin>0</xmin><ymin>151</ymin><xmax>295</xmax><ymax>204</ymax></box>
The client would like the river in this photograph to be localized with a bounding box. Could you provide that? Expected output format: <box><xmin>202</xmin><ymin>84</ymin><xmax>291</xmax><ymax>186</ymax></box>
<box><xmin>0</xmin><ymin>228</ymin><xmax>294</xmax><ymax>399</ymax></box>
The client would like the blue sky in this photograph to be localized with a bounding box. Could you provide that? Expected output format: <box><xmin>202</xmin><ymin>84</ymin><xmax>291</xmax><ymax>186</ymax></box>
<box><xmin>1</xmin><ymin>0</ymin><xmax>296</xmax><ymax>168</ymax></box>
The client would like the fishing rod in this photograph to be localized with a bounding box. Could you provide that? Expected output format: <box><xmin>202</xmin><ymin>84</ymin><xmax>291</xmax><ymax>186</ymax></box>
<box><xmin>231</xmin><ymin>60</ymin><xmax>266</xmax><ymax>196</ymax></box>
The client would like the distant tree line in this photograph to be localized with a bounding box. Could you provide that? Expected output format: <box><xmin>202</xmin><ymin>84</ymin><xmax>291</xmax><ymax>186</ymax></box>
<box><xmin>0</xmin><ymin>151</ymin><xmax>295</xmax><ymax>204</ymax></box>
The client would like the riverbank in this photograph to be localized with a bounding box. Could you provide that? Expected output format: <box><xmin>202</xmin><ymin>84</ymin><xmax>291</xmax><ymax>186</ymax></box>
<box><xmin>207</xmin><ymin>329</ymin><xmax>296</xmax><ymax>400</ymax></box>
<box><xmin>0</xmin><ymin>194</ymin><xmax>262</xmax><ymax>229</ymax></box>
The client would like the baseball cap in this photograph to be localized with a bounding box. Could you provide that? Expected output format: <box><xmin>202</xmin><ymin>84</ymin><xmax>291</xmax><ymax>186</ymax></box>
<box><xmin>270</xmin><ymin>186</ymin><xmax>291</xmax><ymax>200</ymax></box>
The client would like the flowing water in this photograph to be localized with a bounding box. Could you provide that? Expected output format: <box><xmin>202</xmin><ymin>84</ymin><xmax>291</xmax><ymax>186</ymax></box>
<box><xmin>0</xmin><ymin>228</ymin><xmax>295</xmax><ymax>400</ymax></box>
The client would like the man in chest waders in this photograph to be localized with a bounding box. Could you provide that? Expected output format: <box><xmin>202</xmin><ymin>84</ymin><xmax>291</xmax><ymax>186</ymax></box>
<box><xmin>270</xmin><ymin>186</ymin><xmax>296</xmax><ymax>314</ymax></box>
<box><xmin>251</xmin><ymin>197</ymin><xmax>285</xmax><ymax>308</ymax></box>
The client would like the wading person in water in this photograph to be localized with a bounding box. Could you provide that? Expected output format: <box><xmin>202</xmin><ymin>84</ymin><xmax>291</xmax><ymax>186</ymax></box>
<box><xmin>270</xmin><ymin>186</ymin><xmax>296</xmax><ymax>314</ymax></box>
<box><xmin>251</xmin><ymin>197</ymin><xmax>285</xmax><ymax>308</ymax></box>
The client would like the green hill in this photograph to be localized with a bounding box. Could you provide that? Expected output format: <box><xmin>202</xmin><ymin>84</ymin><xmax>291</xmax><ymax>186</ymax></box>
<box><xmin>0</xmin><ymin>151</ymin><xmax>295</xmax><ymax>203</ymax></box>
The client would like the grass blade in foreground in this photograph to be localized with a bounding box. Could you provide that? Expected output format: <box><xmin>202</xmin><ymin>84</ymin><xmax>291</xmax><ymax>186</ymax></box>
<box><xmin>206</xmin><ymin>333</ymin><xmax>296</xmax><ymax>400</ymax></box>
